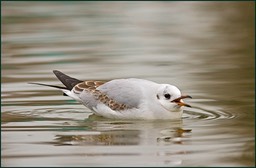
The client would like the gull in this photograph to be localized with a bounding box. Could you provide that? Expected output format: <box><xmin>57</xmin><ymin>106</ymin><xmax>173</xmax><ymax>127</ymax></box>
<box><xmin>30</xmin><ymin>70</ymin><xmax>192</xmax><ymax>120</ymax></box>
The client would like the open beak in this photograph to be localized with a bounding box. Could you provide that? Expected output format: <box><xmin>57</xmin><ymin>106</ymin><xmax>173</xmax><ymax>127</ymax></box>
<box><xmin>171</xmin><ymin>95</ymin><xmax>192</xmax><ymax>107</ymax></box>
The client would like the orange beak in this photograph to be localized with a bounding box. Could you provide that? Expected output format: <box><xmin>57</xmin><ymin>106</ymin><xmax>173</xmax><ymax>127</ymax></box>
<box><xmin>171</xmin><ymin>95</ymin><xmax>192</xmax><ymax>107</ymax></box>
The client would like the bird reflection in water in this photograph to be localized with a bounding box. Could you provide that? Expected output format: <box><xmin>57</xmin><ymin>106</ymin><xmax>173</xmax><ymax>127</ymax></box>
<box><xmin>54</xmin><ymin>129</ymin><xmax>140</xmax><ymax>146</ymax></box>
<box><xmin>52</xmin><ymin>118</ymin><xmax>191</xmax><ymax>146</ymax></box>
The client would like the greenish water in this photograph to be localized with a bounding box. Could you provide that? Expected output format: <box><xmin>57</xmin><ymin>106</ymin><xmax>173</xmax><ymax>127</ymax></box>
<box><xmin>2</xmin><ymin>1</ymin><xmax>254</xmax><ymax>166</ymax></box>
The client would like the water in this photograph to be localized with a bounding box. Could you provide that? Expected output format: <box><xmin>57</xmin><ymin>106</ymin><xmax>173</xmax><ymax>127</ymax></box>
<box><xmin>2</xmin><ymin>1</ymin><xmax>254</xmax><ymax>166</ymax></box>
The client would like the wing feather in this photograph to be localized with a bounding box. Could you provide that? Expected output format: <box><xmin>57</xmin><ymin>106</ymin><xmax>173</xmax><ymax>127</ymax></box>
<box><xmin>72</xmin><ymin>79</ymin><xmax>143</xmax><ymax>111</ymax></box>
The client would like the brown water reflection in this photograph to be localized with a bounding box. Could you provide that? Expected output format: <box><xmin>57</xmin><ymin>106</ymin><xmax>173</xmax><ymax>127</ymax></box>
<box><xmin>2</xmin><ymin>1</ymin><xmax>254</xmax><ymax>167</ymax></box>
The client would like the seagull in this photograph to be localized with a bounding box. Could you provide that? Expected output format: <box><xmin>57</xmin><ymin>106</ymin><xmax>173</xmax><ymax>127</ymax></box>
<box><xmin>30</xmin><ymin>70</ymin><xmax>192</xmax><ymax>120</ymax></box>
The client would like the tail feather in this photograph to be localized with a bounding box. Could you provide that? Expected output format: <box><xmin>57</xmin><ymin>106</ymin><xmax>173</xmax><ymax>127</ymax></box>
<box><xmin>53</xmin><ymin>70</ymin><xmax>83</xmax><ymax>90</ymax></box>
<box><xmin>29</xmin><ymin>82</ymin><xmax>68</xmax><ymax>96</ymax></box>
<box><xmin>28</xmin><ymin>82</ymin><xmax>67</xmax><ymax>90</ymax></box>
<box><xmin>29</xmin><ymin>70</ymin><xmax>83</xmax><ymax>97</ymax></box>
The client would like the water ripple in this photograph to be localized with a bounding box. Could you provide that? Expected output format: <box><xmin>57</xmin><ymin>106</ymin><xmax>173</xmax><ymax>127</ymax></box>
<box><xmin>183</xmin><ymin>104</ymin><xmax>235</xmax><ymax>120</ymax></box>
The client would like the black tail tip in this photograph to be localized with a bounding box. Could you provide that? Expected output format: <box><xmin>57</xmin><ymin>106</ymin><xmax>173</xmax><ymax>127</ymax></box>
<box><xmin>53</xmin><ymin>70</ymin><xmax>60</xmax><ymax>74</ymax></box>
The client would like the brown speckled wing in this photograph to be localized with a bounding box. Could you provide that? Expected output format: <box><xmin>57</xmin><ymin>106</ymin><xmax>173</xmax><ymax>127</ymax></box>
<box><xmin>74</xmin><ymin>80</ymin><xmax>107</xmax><ymax>92</ymax></box>
<box><xmin>73</xmin><ymin>80</ymin><xmax>131</xmax><ymax>111</ymax></box>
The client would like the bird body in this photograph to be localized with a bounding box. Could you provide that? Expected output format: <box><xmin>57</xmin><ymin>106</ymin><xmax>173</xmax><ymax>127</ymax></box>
<box><xmin>30</xmin><ymin>70</ymin><xmax>191</xmax><ymax>120</ymax></box>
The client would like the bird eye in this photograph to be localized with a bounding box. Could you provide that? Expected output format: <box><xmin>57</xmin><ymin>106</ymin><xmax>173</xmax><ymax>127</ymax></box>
<box><xmin>164</xmin><ymin>93</ymin><xmax>171</xmax><ymax>99</ymax></box>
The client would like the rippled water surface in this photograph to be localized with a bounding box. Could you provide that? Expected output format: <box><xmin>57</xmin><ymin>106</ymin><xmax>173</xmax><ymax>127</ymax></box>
<box><xmin>2</xmin><ymin>1</ymin><xmax>255</xmax><ymax>166</ymax></box>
